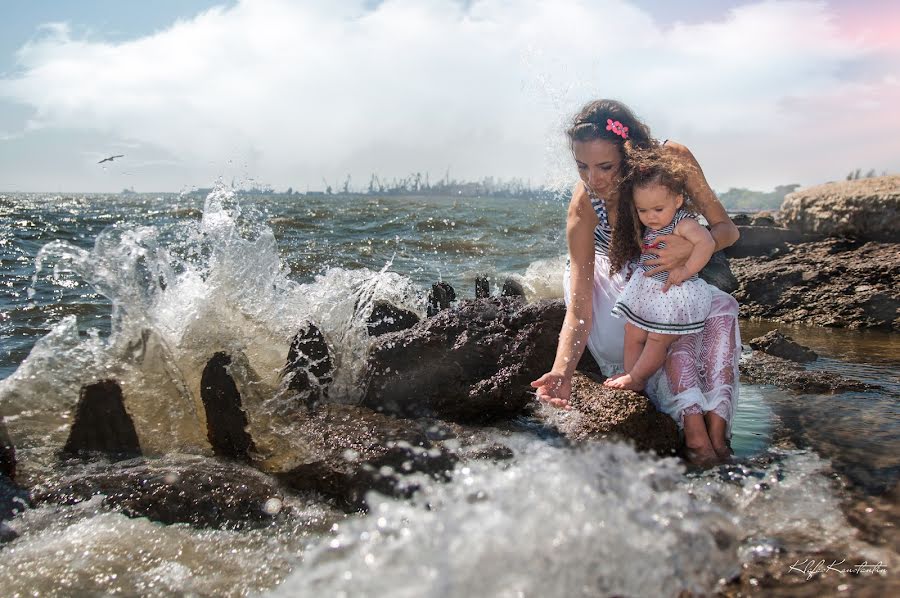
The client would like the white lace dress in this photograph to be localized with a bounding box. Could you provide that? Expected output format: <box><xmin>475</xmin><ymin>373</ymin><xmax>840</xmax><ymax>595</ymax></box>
<box><xmin>563</xmin><ymin>191</ymin><xmax>740</xmax><ymax>436</ymax></box>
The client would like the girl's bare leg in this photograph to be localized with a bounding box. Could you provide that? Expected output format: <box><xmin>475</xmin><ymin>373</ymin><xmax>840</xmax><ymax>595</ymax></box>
<box><xmin>605</xmin><ymin>331</ymin><xmax>676</xmax><ymax>391</ymax></box>
<box><xmin>705</xmin><ymin>411</ymin><xmax>731</xmax><ymax>461</ymax></box>
<box><xmin>604</xmin><ymin>323</ymin><xmax>644</xmax><ymax>384</ymax></box>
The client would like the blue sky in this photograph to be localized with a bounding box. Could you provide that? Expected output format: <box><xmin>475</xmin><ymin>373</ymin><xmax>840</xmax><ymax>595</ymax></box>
<box><xmin>1</xmin><ymin>0</ymin><xmax>898</xmax><ymax>192</ymax></box>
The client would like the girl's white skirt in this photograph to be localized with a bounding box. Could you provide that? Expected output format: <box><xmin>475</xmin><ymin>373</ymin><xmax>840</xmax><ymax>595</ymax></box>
<box><xmin>611</xmin><ymin>272</ymin><xmax>712</xmax><ymax>335</ymax></box>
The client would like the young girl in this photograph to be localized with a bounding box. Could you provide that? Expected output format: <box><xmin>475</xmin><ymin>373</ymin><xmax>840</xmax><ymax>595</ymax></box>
<box><xmin>603</xmin><ymin>149</ymin><xmax>716</xmax><ymax>392</ymax></box>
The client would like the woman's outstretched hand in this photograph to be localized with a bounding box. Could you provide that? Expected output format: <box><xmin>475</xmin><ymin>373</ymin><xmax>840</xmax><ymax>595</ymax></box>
<box><xmin>642</xmin><ymin>234</ymin><xmax>693</xmax><ymax>278</ymax></box>
<box><xmin>530</xmin><ymin>372</ymin><xmax>572</xmax><ymax>410</ymax></box>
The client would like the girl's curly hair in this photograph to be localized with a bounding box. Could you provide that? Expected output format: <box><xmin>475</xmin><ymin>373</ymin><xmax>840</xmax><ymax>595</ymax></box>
<box><xmin>608</xmin><ymin>146</ymin><xmax>699</xmax><ymax>276</ymax></box>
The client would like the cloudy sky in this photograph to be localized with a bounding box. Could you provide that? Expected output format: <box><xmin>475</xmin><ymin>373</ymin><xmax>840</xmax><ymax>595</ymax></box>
<box><xmin>1</xmin><ymin>0</ymin><xmax>897</xmax><ymax>193</ymax></box>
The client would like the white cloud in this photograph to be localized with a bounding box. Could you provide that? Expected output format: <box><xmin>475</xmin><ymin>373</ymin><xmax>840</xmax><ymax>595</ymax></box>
<box><xmin>1</xmin><ymin>0</ymin><xmax>896</xmax><ymax>191</ymax></box>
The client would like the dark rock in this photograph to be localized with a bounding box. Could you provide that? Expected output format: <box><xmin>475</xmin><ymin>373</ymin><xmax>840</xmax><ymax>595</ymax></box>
<box><xmin>739</xmin><ymin>351</ymin><xmax>878</xmax><ymax>393</ymax></box>
<box><xmin>575</xmin><ymin>349</ymin><xmax>604</xmax><ymax>377</ymax></box>
<box><xmin>0</xmin><ymin>474</ymin><xmax>29</xmax><ymax>524</ymax></box>
<box><xmin>545</xmin><ymin>372</ymin><xmax>681</xmax><ymax>455</ymax></box>
<box><xmin>699</xmin><ymin>250</ymin><xmax>738</xmax><ymax>294</ymax></box>
<box><xmin>362</xmin><ymin>298</ymin><xmax>565</xmax><ymax>422</ymax></box>
<box><xmin>748</xmin><ymin>330</ymin><xmax>818</xmax><ymax>362</ymax></box>
<box><xmin>731</xmin><ymin>239</ymin><xmax>899</xmax><ymax>330</ymax></box>
<box><xmin>730</xmin><ymin>213</ymin><xmax>752</xmax><ymax>225</ymax></box>
<box><xmin>62</xmin><ymin>380</ymin><xmax>142</xmax><ymax>457</ymax></box>
<box><xmin>0</xmin><ymin>416</ymin><xmax>14</xmax><ymax>480</ymax></box>
<box><xmin>273</xmin><ymin>404</ymin><xmax>457</xmax><ymax>510</ymax></box>
<box><xmin>30</xmin><ymin>455</ymin><xmax>287</xmax><ymax>529</ymax></box>
<box><xmin>366</xmin><ymin>300</ymin><xmax>420</xmax><ymax>337</ymax></box>
<box><xmin>427</xmin><ymin>282</ymin><xmax>456</xmax><ymax>316</ymax></box>
<box><xmin>724</xmin><ymin>225</ymin><xmax>813</xmax><ymax>258</ymax></box>
<box><xmin>284</xmin><ymin>322</ymin><xmax>334</xmax><ymax>406</ymax></box>
<box><xmin>475</xmin><ymin>275</ymin><xmax>490</xmax><ymax>299</ymax></box>
<box><xmin>751</xmin><ymin>212</ymin><xmax>777</xmax><ymax>226</ymax></box>
<box><xmin>501</xmin><ymin>277</ymin><xmax>526</xmax><ymax>298</ymax></box>
<box><xmin>201</xmin><ymin>353</ymin><xmax>256</xmax><ymax>462</ymax></box>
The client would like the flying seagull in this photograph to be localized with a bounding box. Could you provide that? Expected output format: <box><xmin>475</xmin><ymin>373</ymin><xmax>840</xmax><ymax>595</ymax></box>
<box><xmin>97</xmin><ymin>154</ymin><xmax>125</xmax><ymax>164</ymax></box>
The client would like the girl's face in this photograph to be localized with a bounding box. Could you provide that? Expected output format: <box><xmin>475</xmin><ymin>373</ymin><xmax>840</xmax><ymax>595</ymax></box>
<box><xmin>572</xmin><ymin>139</ymin><xmax>621</xmax><ymax>198</ymax></box>
<box><xmin>632</xmin><ymin>182</ymin><xmax>683</xmax><ymax>231</ymax></box>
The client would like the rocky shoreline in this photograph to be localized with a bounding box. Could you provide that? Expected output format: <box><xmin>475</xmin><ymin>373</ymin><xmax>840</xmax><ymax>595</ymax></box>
<box><xmin>1</xmin><ymin>175</ymin><xmax>897</xmax><ymax>595</ymax></box>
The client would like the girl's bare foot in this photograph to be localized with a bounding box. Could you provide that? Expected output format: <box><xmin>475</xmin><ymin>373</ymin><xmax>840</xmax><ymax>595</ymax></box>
<box><xmin>603</xmin><ymin>373</ymin><xmax>645</xmax><ymax>391</ymax></box>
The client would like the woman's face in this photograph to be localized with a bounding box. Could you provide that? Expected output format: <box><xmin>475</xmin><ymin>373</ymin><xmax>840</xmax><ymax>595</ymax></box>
<box><xmin>572</xmin><ymin>139</ymin><xmax>622</xmax><ymax>197</ymax></box>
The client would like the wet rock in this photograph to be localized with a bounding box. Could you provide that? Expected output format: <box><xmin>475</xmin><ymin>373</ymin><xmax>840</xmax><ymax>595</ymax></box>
<box><xmin>273</xmin><ymin>404</ymin><xmax>457</xmax><ymax>510</ymax></box>
<box><xmin>699</xmin><ymin>250</ymin><xmax>738</xmax><ymax>294</ymax></box>
<box><xmin>283</xmin><ymin>322</ymin><xmax>334</xmax><ymax>410</ymax></box>
<box><xmin>427</xmin><ymin>281</ymin><xmax>456</xmax><ymax>316</ymax></box>
<box><xmin>724</xmin><ymin>225</ymin><xmax>811</xmax><ymax>258</ymax></box>
<box><xmin>30</xmin><ymin>455</ymin><xmax>288</xmax><ymax>529</ymax></box>
<box><xmin>739</xmin><ymin>351</ymin><xmax>878</xmax><ymax>393</ymax></box>
<box><xmin>475</xmin><ymin>275</ymin><xmax>490</xmax><ymax>299</ymax></box>
<box><xmin>62</xmin><ymin>380</ymin><xmax>142</xmax><ymax>457</ymax></box>
<box><xmin>543</xmin><ymin>372</ymin><xmax>681</xmax><ymax>455</ymax></box>
<box><xmin>731</xmin><ymin>239</ymin><xmax>899</xmax><ymax>330</ymax></box>
<box><xmin>363</xmin><ymin>297</ymin><xmax>565</xmax><ymax>422</ymax></box>
<box><xmin>0</xmin><ymin>474</ymin><xmax>30</xmax><ymax>527</ymax></box>
<box><xmin>501</xmin><ymin>277</ymin><xmax>526</xmax><ymax>298</ymax></box>
<box><xmin>0</xmin><ymin>416</ymin><xmax>14</xmax><ymax>480</ymax></box>
<box><xmin>366</xmin><ymin>300</ymin><xmax>420</xmax><ymax>337</ymax></box>
<box><xmin>779</xmin><ymin>175</ymin><xmax>900</xmax><ymax>241</ymax></box>
<box><xmin>730</xmin><ymin>213</ymin><xmax>752</xmax><ymax>226</ymax></box>
<box><xmin>748</xmin><ymin>330</ymin><xmax>818</xmax><ymax>362</ymax></box>
<box><xmin>201</xmin><ymin>353</ymin><xmax>256</xmax><ymax>462</ymax></box>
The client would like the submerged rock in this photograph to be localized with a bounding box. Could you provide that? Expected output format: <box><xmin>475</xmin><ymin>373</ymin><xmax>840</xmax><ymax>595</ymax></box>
<box><xmin>739</xmin><ymin>351</ymin><xmax>877</xmax><ymax>394</ymax></box>
<box><xmin>545</xmin><ymin>372</ymin><xmax>681</xmax><ymax>455</ymax></box>
<box><xmin>62</xmin><ymin>380</ymin><xmax>142</xmax><ymax>458</ymax></box>
<box><xmin>30</xmin><ymin>455</ymin><xmax>288</xmax><ymax>529</ymax></box>
<box><xmin>272</xmin><ymin>404</ymin><xmax>458</xmax><ymax>510</ymax></box>
<box><xmin>201</xmin><ymin>352</ymin><xmax>256</xmax><ymax>462</ymax></box>
<box><xmin>748</xmin><ymin>330</ymin><xmax>818</xmax><ymax>362</ymax></box>
<box><xmin>731</xmin><ymin>239</ymin><xmax>899</xmax><ymax>330</ymax></box>
<box><xmin>779</xmin><ymin>175</ymin><xmax>900</xmax><ymax>241</ymax></box>
<box><xmin>1</xmin><ymin>417</ymin><xmax>14</xmax><ymax>480</ymax></box>
<box><xmin>363</xmin><ymin>297</ymin><xmax>565</xmax><ymax>422</ymax></box>
<box><xmin>366</xmin><ymin>300</ymin><xmax>420</xmax><ymax>337</ymax></box>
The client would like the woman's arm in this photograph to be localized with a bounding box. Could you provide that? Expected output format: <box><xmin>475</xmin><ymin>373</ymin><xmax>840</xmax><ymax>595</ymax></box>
<box><xmin>531</xmin><ymin>184</ymin><xmax>597</xmax><ymax>409</ymax></box>
<box><xmin>663</xmin><ymin>218</ymin><xmax>716</xmax><ymax>292</ymax></box>
<box><xmin>643</xmin><ymin>141</ymin><xmax>740</xmax><ymax>277</ymax></box>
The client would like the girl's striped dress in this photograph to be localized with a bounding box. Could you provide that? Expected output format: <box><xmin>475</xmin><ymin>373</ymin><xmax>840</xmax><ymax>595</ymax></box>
<box><xmin>611</xmin><ymin>208</ymin><xmax>712</xmax><ymax>335</ymax></box>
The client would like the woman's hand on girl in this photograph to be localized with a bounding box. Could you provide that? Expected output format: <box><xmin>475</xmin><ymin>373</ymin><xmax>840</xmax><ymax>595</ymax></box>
<box><xmin>642</xmin><ymin>233</ymin><xmax>693</xmax><ymax>278</ymax></box>
<box><xmin>530</xmin><ymin>372</ymin><xmax>572</xmax><ymax>410</ymax></box>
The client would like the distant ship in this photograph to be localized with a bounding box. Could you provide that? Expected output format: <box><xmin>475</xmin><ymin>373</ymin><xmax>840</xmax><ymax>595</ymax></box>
<box><xmin>120</xmin><ymin>187</ymin><xmax>137</xmax><ymax>195</ymax></box>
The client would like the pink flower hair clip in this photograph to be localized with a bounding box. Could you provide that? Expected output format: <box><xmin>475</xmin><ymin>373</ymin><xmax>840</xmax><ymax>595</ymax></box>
<box><xmin>606</xmin><ymin>119</ymin><xmax>629</xmax><ymax>139</ymax></box>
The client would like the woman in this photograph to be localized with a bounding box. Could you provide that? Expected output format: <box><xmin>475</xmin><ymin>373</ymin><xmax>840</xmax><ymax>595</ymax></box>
<box><xmin>531</xmin><ymin>99</ymin><xmax>741</xmax><ymax>465</ymax></box>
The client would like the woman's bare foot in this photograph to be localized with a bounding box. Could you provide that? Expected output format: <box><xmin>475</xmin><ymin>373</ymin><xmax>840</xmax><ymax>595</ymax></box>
<box><xmin>684</xmin><ymin>445</ymin><xmax>720</xmax><ymax>468</ymax></box>
<box><xmin>712</xmin><ymin>442</ymin><xmax>733</xmax><ymax>462</ymax></box>
<box><xmin>603</xmin><ymin>373</ymin><xmax>645</xmax><ymax>391</ymax></box>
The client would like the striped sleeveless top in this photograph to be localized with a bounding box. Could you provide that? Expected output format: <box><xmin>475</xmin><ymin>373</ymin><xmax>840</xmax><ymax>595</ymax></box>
<box><xmin>589</xmin><ymin>193</ymin><xmax>613</xmax><ymax>256</ymax></box>
<box><xmin>639</xmin><ymin>208</ymin><xmax>699</xmax><ymax>283</ymax></box>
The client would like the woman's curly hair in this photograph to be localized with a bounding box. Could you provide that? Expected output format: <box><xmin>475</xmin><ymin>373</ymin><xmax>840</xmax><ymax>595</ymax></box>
<box><xmin>608</xmin><ymin>145</ymin><xmax>699</xmax><ymax>276</ymax></box>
